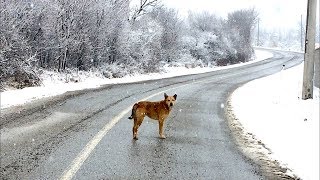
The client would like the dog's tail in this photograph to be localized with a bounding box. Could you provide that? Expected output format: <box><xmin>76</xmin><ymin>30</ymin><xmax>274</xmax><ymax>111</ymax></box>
<box><xmin>128</xmin><ymin>103</ymin><xmax>138</xmax><ymax>120</ymax></box>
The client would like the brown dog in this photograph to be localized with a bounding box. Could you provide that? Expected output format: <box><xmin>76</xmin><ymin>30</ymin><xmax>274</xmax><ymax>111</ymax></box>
<box><xmin>128</xmin><ymin>93</ymin><xmax>177</xmax><ymax>140</ymax></box>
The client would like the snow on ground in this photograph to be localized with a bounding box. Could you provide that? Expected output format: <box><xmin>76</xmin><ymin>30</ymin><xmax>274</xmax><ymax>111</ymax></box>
<box><xmin>0</xmin><ymin>49</ymin><xmax>272</xmax><ymax>109</ymax></box>
<box><xmin>231</xmin><ymin>63</ymin><xmax>319</xmax><ymax>180</ymax></box>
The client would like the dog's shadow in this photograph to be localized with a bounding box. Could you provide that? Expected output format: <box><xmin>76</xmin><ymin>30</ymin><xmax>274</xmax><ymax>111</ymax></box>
<box><xmin>130</xmin><ymin>137</ymin><xmax>168</xmax><ymax>157</ymax></box>
<box><xmin>129</xmin><ymin>135</ymin><xmax>200</xmax><ymax>157</ymax></box>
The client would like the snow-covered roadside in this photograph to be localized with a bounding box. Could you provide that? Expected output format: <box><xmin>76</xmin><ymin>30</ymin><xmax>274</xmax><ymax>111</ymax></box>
<box><xmin>231</xmin><ymin>63</ymin><xmax>319</xmax><ymax>180</ymax></box>
<box><xmin>0</xmin><ymin>49</ymin><xmax>272</xmax><ymax>109</ymax></box>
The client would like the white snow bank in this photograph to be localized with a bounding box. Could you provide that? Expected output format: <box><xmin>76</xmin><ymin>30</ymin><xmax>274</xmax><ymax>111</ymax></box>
<box><xmin>231</xmin><ymin>63</ymin><xmax>319</xmax><ymax>180</ymax></box>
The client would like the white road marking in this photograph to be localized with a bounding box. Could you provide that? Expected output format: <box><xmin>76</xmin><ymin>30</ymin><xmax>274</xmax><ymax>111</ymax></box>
<box><xmin>60</xmin><ymin>78</ymin><xmax>214</xmax><ymax>180</ymax></box>
<box><xmin>60</xmin><ymin>87</ymin><xmax>184</xmax><ymax>180</ymax></box>
<box><xmin>59</xmin><ymin>106</ymin><xmax>131</xmax><ymax>180</ymax></box>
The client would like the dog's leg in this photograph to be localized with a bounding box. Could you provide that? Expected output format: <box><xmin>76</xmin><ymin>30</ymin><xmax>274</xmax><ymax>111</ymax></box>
<box><xmin>133</xmin><ymin>117</ymin><xmax>144</xmax><ymax>140</ymax></box>
<box><xmin>158</xmin><ymin>119</ymin><xmax>166</xmax><ymax>139</ymax></box>
<box><xmin>133</xmin><ymin>118</ymin><xmax>138</xmax><ymax>140</ymax></box>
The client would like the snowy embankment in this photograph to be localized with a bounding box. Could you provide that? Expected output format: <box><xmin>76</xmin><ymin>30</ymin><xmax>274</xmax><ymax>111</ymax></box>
<box><xmin>231</xmin><ymin>63</ymin><xmax>319</xmax><ymax>180</ymax></box>
<box><xmin>0</xmin><ymin>49</ymin><xmax>272</xmax><ymax>109</ymax></box>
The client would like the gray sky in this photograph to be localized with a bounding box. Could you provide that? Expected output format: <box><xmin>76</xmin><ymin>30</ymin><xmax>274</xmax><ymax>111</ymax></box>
<box><xmin>161</xmin><ymin>0</ymin><xmax>318</xmax><ymax>30</ymax></box>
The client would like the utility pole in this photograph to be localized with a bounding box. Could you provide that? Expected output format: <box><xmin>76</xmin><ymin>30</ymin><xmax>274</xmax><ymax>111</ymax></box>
<box><xmin>301</xmin><ymin>15</ymin><xmax>303</xmax><ymax>51</ymax></box>
<box><xmin>302</xmin><ymin>0</ymin><xmax>317</xmax><ymax>100</ymax></box>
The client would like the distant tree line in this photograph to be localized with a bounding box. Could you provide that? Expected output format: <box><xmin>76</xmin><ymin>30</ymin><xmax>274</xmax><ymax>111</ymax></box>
<box><xmin>0</xmin><ymin>0</ymin><xmax>258</xmax><ymax>90</ymax></box>
<box><xmin>253</xmin><ymin>17</ymin><xmax>319</xmax><ymax>51</ymax></box>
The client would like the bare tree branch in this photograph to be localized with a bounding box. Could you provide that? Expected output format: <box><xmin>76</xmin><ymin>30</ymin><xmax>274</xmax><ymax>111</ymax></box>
<box><xmin>131</xmin><ymin>0</ymin><xmax>159</xmax><ymax>21</ymax></box>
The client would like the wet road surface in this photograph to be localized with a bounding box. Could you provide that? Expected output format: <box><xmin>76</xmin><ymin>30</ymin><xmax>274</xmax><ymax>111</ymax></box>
<box><xmin>0</xmin><ymin>49</ymin><xmax>303</xmax><ymax>179</ymax></box>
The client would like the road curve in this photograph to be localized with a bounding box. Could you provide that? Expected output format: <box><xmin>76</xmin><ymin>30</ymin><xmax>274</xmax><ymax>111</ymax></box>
<box><xmin>0</xmin><ymin>49</ymin><xmax>303</xmax><ymax>179</ymax></box>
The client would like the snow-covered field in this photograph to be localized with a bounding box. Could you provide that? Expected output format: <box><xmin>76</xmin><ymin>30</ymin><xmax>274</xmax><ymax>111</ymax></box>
<box><xmin>231</xmin><ymin>63</ymin><xmax>319</xmax><ymax>180</ymax></box>
<box><xmin>1</xmin><ymin>49</ymin><xmax>318</xmax><ymax>179</ymax></box>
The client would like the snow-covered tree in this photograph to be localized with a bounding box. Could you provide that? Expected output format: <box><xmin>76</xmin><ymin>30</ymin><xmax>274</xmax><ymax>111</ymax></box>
<box><xmin>149</xmin><ymin>6</ymin><xmax>183</xmax><ymax>62</ymax></box>
<box><xmin>0</xmin><ymin>0</ymin><xmax>259</xmax><ymax>90</ymax></box>
<box><xmin>226</xmin><ymin>8</ymin><xmax>258</xmax><ymax>62</ymax></box>
<box><xmin>0</xmin><ymin>1</ymin><xmax>42</xmax><ymax>89</ymax></box>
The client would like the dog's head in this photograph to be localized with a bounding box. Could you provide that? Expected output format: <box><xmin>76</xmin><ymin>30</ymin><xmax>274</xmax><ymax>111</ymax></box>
<box><xmin>164</xmin><ymin>93</ymin><xmax>177</xmax><ymax>108</ymax></box>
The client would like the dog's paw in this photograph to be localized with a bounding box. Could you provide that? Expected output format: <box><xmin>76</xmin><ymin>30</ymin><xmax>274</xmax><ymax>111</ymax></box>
<box><xmin>159</xmin><ymin>135</ymin><xmax>166</xmax><ymax>139</ymax></box>
<box><xmin>133</xmin><ymin>136</ymin><xmax>138</xmax><ymax>140</ymax></box>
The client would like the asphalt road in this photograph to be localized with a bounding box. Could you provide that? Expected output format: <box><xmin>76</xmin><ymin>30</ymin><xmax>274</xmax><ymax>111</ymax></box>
<box><xmin>0</xmin><ymin>49</ymin><xmax>303</xmax><ymax>180</ymax></box>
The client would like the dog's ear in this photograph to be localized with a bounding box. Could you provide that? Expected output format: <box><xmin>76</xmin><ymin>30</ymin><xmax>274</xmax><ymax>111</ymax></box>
<box><xmin>164</xmin><ymin>93</ymin><xmax>168</xmax><ymax>99</ymax></box>
<box><xmin>173</xmin><ymin>94</ymin><xmax>177</xmax><ymax>100</ymax></box>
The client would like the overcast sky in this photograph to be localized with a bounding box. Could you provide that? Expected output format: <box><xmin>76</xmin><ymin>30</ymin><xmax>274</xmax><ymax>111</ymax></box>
<box><xmin>161</xmin><ymin>0</ymin><xmax>318</xmax><ymax>30</ymax></box>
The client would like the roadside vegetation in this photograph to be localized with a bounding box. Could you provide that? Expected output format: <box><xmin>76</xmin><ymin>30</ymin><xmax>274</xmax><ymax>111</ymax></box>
<box><xmin>0</xmin><ymin>0</ymin><xmax>258</xmax><ymax>90</ymax></box>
